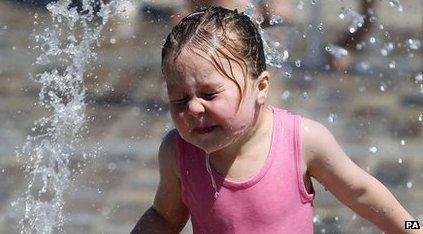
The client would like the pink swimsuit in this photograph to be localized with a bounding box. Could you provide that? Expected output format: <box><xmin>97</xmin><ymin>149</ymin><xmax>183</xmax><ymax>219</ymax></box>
<box><xmin>176</xmin><ymin>106</ymin><xmax>315</xmax><ymax>233</ymax></box>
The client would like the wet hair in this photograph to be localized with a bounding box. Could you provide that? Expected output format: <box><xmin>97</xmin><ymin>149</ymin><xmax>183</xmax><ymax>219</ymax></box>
<box><xmin>161</xmin><ymin>6</ymin><xmax>266</xmax><ymax>98</ymax></box>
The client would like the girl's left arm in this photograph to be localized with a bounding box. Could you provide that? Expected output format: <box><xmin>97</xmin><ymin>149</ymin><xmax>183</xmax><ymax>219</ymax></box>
<box><xmin>301</xmin><ymin>118</ymin><xmax>421</xmax><ymax>234</ymax></box>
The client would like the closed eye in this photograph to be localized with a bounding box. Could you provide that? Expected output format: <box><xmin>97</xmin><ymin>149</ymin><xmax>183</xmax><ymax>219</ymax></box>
<box><xmin>202</xmin><ymin>92</ymin><xmax>219</xmax><ymax>100</ymax></box>
<box><xmin>170</xmin><ymin>97</ymin><xmax>188</xmax><ymax>104</ymax></box>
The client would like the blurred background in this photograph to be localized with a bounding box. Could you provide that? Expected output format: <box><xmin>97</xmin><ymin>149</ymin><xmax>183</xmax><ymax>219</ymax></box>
<box><xmin>0</xmin><ymin>0</ymin><xmax>421</xmax><ymax>233</ymax></box>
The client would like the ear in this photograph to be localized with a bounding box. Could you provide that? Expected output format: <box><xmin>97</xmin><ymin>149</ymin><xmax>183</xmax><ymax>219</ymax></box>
<box><xmin>256</xmin><ymin>71</ymin><xmax>270</xmax><ymax>105</ymax></box>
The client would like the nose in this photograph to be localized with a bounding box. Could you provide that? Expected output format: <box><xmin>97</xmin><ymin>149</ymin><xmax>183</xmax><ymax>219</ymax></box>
<box><xmin>187</xmin><ymin>98</ymin><xmax>205</xmax><ymax>116</ymax></box>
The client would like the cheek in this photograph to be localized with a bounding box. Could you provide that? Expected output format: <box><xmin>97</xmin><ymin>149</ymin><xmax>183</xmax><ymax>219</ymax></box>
<box><xmin>210</xmin><ymin>98</ymin><xmax>254</xmax><ymax>127</ymax></box>
<box><xmin>169</xmin><ymin>107</ymin><xmax>187</xmax><ymax>129</ymax></box>
<box><xmin>207</xmin><ymin>98</ymin><xmax>238</xmax><ymax>121</ymax></box>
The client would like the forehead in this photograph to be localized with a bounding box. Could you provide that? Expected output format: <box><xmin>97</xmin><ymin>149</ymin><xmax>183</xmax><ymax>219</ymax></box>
<box><xmin>170</xmin><ymin>49</ymin><xmax>214</xmax><ymax>76</ymax></box>
<box><xmin>163</xmin><ymin>47</ymin><xmax>246</xmax><ymax>88</ymax></box>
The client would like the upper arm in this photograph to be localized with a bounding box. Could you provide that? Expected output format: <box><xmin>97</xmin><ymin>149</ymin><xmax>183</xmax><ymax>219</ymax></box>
<box><xmin>153</xmin><ymin>129</ymin><xmax>190</xmax><ymax>229</ymax></box>
<box><xmin>301</xmin><ymin>118</ymin><xmax>373</xmax><ymax>206</ymax></box>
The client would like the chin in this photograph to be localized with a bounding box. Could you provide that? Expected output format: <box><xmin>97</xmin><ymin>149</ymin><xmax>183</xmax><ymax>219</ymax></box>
<box><xmin>196</xmin><ymin>134</ymin><xmax>240</xmax><ymax>154</ymax></box>
<box><xmin>191</xmin><ymin>141</ymin><xmax>224</xmax><ymax>154</ymax></box>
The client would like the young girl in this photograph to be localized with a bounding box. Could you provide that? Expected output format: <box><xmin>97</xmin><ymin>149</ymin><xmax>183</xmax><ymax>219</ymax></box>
<box><xmin>131</xmin><ymin>7</ymin><xmax>418</xmax><ymax>234</ymax></box>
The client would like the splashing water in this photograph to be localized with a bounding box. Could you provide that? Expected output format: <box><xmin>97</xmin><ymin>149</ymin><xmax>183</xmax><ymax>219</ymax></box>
<box><xmin>325</xmin><ymin>44</ymin><xmax>348</xmax><ymax>59</ymax></box>
<box><xmin>297</xmin><ymin>1</ymin><xmax>305</xmax><ymax>10</ymax></box>
<box><xmin>405</xmin><ymin>38</ymin><xmax>421</xmax><ymax>50</ymax></box>
<box><xmin>415</xmin><ymin>73</ymin><xmax>423</xmax><ymax>93</ymax></box>
<box><xmin>327</xmin><ymin>113</ymin><xmax>337</xmax><ymax>123</ymax></box>
<box><xmin>14</xmin><ymin>0</ymin><xmax>125</xmax><ymax>233</ymax></box>
<box><xmin>386</xmin><ymin>0</ymin><xmax>403</xmax><ymax>12</ymax></box>
<box><xmin>269</xmin><ymin>14</ymin><xmax>283</xmax><ymax>25</ymax></box>
<box><xmin>339</xmin><ymin>7</ymin><xmax>365</xmax><ymax>34</ymax></box>
<box><xmin>243</xmin><ymin>1</ymin><xmax>255</xmax><ymax>19</ymax></box>
<box><xmin>380</xmin><ymin>42</ymin><xmax>395</xmax><ymax>56</ymax></box>
<box><xmin>368</xmin><ymin>146</ymin><xmax>378</xmax><ymax>153</ymax></box>
<box><xmin>245</xmin><ymin>1</ymin><xmax>291</xmax><ymax>76</ymax></box>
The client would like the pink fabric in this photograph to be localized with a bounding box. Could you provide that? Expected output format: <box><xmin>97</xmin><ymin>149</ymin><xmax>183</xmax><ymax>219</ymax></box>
<box><xmin>176</xmin><ymin>106</ymin><xmax>315</xmax><ymax>233</ymax></box>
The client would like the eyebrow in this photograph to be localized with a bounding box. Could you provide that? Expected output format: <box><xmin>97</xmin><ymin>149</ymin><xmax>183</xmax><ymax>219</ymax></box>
<box><xmin>197</xmin><ymin>81</ymin><xmax>224</xmax><ymax>90</ymax></box>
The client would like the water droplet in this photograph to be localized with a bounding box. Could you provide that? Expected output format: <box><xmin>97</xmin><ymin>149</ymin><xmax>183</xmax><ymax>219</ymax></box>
<box><xmin>108</xmin><ymin>162</ymin><xmax>116</xmax><ymax>171</ymax></box>
<box><xmin>405</xmin><ymin>39</ymin><xmax>421</xmax><ymax>50</ymax></box>
<box><xmin>400</xmin><ymin>139</ymin><xmax>405</xmax><ymax>145</ymax></box>
<box><xmin>110</xmin><ymin>37</ymin><xmax>117</xmax><ymax>44</ymax></box>
<box><xmin>406</xmin><ymin>181</ymin><xmax>413</xmax><ymax>189</ymax></box>
<box><xmin>283</xmin><ymin>71</ymin><xmax>292</xmax><ymax>78</ymax></box>
<box><xmin>281</xmin><ymin>91</ymin><xmax>291</xmax><ymax>100</ymax></box>
<box><xmin>244</xmin><ymin>2</ymin><xmax>255</xmax><ymax>18</ymax></box>
<box><xmin>325</xmin><ymin>44</ymin><xmax>348</xmax><ymax>58</ymax></box>
<box><xmin>313</xmin><ymin>215</ymin><xmax>321</xmax><ymax>223</ymax></box>
<box><xmin>297</xmin><ymin>1</ymin><xmax>304</xmax><ymax>10</ymax></box>
<box><xmin>295</xmin><ymin>59</ymin><xmax>302</xmax><ymax>67</ymax></box>
<box><xmin>388</xmin><ymin>0</ymin><xmax>403</xmax><ymax>12</ymax></box>
<box><xmin>357</xmin><ymin>61</ymin><xmax>371</xmax><ymax>72</ymax></box>
<box><xmin>369</xmin><ymin>37</ymin><xmax>376</xmax><ymax>44</ymax></box>
<box><xmin>269</xmin><ymin>14</ymin><xmax>283</xmax><ymax>25</ymax></box>
<box><xmin>317</xmin><ymin>22</ymin><xmax>324</xmax><ymax>31</ymax></box>
<box><xmin>398</xmin><ymin>158</ymin><xmax>403</xmax><ymax>164</ymax></box>
<box><xmin>380</xmin><ymin>85</ymin><xmax>386</xmax><ymax>91</ymax></box>
<box><xmin>255</xmin><ymin>16</ymin><xmax>265</xmax><ymax>25</ymax></box>
<box><xmin>369</xmin><ymin>16</ymin><xmax>377</xmax><ymax>22</ymax></box>
<box><xmin>414</xmin><ymin>73</ymin><xmax>422</xmax><ymax>83</ymax></box>
<box><xmin>388</xmin><ymin>61</ymin><xmax>396</xmax><ymax>69</ymax></box>
<box><xmin>342</xmin><ymin>10</ymin><xmax>365</xmax><ymax>34</ymax></box>
<box><xmin>328</xmin><ymin>113</ymin><xmax>337</xmax><ymax>123</ymax></box>
<box><xmin>380</xmin><ymin>42</ymin><xmax>395</xmax><ymax>56</ymax></box>
<box><xmin>282</xmin><ymin>50</ymin><xmax>289</xmax><ymax>61</ymax></box>
<box><xmin>369</xmin><ymin>146</ymin><xmax>378</xmax><ymax>153</ymax></box>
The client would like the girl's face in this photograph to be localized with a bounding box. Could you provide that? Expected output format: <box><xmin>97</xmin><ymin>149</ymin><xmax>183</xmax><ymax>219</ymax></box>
<box><xmin>164</xmin><ymin>49</ymin><xmax>262</xmax><ymax>153</ymax></box>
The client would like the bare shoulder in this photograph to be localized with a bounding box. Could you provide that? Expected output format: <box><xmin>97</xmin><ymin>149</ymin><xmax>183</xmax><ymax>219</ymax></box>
<box><xmin>300</xmin><ymin>117</ymin><xmax>370</xmax><ymax>197</ymax></box>
<box><xmin>300</xmin><ymin>117</ymin><xmax>333</xmax><ymax>166</ymax></box>
<box><xmin>159</xmin><ymin>128</ymin><xmax>180</xmax><ymax>178</ymax></box>
<box><xmin>154</xmin><ymin>128</ymin><xmax>189</xmax><ymax>228</ymax></box>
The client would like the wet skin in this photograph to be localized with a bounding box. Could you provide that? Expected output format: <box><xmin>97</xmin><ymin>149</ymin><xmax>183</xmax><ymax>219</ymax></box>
<box><xmin>163</xmin><ymin>48</ymin><xmax>270</xmax><ymax>158</ymax></box>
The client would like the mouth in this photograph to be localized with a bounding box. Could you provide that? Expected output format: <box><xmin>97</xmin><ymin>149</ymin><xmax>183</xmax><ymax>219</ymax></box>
<box><xmin>192</xmin><ymin>125</ymin><xmax>218</xmax><ymax>134</ymax></box>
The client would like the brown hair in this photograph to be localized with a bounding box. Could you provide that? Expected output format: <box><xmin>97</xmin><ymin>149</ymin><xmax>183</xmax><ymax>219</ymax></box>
<box><xmin>161</xmin><ymin>6</ymin><xmax>266</xmax><ymax>98</ymax></box>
